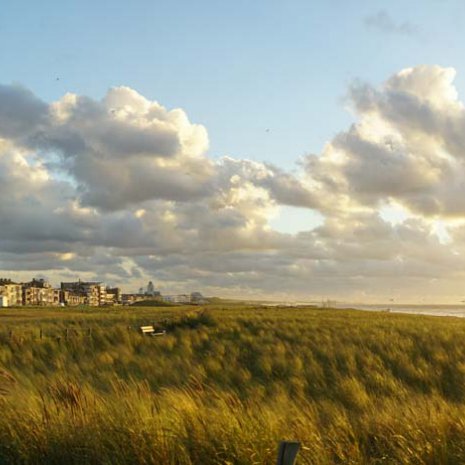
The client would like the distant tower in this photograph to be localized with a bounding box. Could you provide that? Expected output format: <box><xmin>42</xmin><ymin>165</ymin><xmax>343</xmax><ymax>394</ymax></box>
<box><xmin>147</xmin><ymin>281</ymin><xmax>155</xmax><ymax>296</ymax></box>
<box><xmin>138</xmin><ymin>287</ymin><xmax>144</xmax><ymax>295</ymax></box>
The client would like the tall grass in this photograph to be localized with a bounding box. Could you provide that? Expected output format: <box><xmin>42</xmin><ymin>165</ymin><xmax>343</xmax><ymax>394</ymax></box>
<box><xmin>1</xmin><ymin>305</ymin><xmax>465</xmax><ymax>463</ymax></box>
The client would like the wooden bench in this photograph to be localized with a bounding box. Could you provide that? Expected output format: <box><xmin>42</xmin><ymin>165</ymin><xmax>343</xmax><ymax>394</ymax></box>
<box><xmin>140</xmin><ymin>325</ymin><xmax>166</xmax><ymax>336</ymax></box>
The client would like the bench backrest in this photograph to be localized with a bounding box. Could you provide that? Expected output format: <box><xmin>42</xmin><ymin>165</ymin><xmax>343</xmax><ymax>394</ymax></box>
<box><xmin>140</xmin><ymin>325</ymin><xmax>155</xmax><ymax>334</ymax></box>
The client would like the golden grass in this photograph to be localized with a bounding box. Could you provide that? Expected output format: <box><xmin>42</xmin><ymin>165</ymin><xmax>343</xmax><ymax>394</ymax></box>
<box><xmin>0</xmin><ymin>305</ymin><xmax>465</xmax><ymax>463</ymax></box>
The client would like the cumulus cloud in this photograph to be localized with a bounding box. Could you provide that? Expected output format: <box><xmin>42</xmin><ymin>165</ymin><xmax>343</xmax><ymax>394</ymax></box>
<box><xmin>0</xmin><ymin>84</ymin><xmax>48</xmax><ymax>141</ymax></box>
<box><xmin>306</xmin><ymin>65</ymin><xmax>465</xmax><ymax>218</ymax></box>
<box><xmin>0</xmin><ymin>86</ymin><xmax>213</xmax><ymax>210</ymax></box>
<box><xmin>3</xmin><ymin>67</ymin><xmax>465</xmax><ymax>301</ymax></box>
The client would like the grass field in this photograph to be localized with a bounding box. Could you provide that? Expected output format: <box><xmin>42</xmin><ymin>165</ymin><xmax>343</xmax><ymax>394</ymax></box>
<box><xmin>1</xmin><ymin>304</ymin><xmax>465</xmax><ymax>464</ymax></box>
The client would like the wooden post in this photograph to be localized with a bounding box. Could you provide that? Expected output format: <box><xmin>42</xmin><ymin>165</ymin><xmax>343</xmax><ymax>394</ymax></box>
<box><xmin>88</xmin><ymin>328</ymin><xmax>92</xmax><ymax>337</ymax></box>
<box><xmin>65</xmin><ymin>329</ymin><xmax>68</xmax><ymax>340</ymax></box>
<box><xmin>276</xmin><ymin>441</ymin><xmax>300</xmax><ymax>465</ymax></box>
<box><xmin>39</xmin><ymin>328</ymin><xmax>43</xmax><ymax>340</ymax></box>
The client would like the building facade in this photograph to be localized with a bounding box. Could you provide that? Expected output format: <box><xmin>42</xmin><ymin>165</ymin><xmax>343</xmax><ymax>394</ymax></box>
<box><xmin>61</xmin><ymin>281</ymin><xmax>110</xmax><ymax>306</ymax></box>
<box><xmin>22</xmin><ymin>279</ymin><xmax>60</xmax><ymax>306</ymax></box>
<box><xmin>0</xmin><ymin>280</ymin><xmax>22</xmax><ymax>306</ymax></box>
<box><xmin>104</xmin><ymin>287</ymin><xmax>122</xmax><ymax>305</ymax></box>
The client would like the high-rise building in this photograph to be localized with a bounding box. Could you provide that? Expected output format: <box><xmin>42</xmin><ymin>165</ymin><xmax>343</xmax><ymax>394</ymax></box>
<box><xmin>147</xmin><ymin>281</ymin><xmax>155</xmax><ymax>295</ymax></box>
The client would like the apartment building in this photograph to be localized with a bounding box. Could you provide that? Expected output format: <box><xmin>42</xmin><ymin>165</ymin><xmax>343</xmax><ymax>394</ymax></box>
<box><xmin>61</xmin><ymin>281</ymin><xmax>107</xmax><ymax>306</ymax></box>
<box><xmin>0</xmin><ymin>279</ymin><xmax>22</xmax><ymax>306</ymax></box>
<box><xmin>105</xmin><ymin>287</ymin><xmax>122</xmax><ymax>305</ymax></box>
<box><xmin>60</xmin><ymin>290</ymin><xmax>86</xmax><ymax>306</ymax></box>
<box><xmin>22</xmin><ymin>279</ymin><xmax>60</xmax><ymax>306</ymax></box>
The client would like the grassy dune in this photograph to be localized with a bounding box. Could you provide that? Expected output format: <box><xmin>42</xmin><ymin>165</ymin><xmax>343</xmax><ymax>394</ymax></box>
<box><xmin>1</xmin><ymin>305</ymin><xmax>465</xmax><ymax>463</ymax></box>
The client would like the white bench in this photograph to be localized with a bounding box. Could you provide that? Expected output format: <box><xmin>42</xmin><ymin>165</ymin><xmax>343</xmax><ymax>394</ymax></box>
<box><xmin>140</xmin><ymin>325</ymin><xmax>166</xmax><ymax>336</ymax></box>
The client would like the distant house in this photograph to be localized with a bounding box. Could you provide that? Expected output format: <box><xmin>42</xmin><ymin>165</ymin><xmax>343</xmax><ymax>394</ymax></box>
<box><xmin>121</xmin><ymin>294</ymin><xmax>140</xmax><ymax>306</ymax></box>
<box><xmin>162</xmin><ymin>292</ymin><xmax>206</xmax><ymax>305</ymax></box>
<box><xmin>0</xmin><ymin>296</ymin><xmax>8</xmax><ymax>307</ymax></box>
<box><xmin>163</xmin><ymin>294</ymin><xmax>191</xmax><ymax>304</ymax></box>
<box><xmin>121</xmin><ymin>292</ymin><xmax>161</xmax><ymax>306</ymax></box>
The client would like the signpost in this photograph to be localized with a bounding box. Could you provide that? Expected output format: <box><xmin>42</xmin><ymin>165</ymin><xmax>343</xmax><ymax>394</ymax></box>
<box><xmin>276</xmin><ymin>441</ymin><xmax>300</xmax><ymax>465</ymax></box>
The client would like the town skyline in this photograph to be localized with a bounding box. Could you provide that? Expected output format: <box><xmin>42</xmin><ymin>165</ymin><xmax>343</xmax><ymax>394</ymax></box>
<box><xmin>0</xmin><ymin>276</ymin><xmax>205</xmax><ymax>307</ymax></box>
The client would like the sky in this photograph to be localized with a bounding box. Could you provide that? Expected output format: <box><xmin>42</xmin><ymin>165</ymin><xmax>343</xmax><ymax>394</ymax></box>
<box><xmin>2</xmin><ymin>0</ymin><xmax>465</xmax><ymax>302</ymax></box>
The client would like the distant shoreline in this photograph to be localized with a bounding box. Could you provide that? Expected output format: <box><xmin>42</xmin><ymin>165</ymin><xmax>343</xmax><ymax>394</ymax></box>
<box><xmin>257</xmin><ymin>301</ymin><xmax>465</xmax><ymax>319</ymax></box>
<box><xmin>334</xmin><ymin>304</ymin><xmax>465</xmax><ymax>319</ymax></box>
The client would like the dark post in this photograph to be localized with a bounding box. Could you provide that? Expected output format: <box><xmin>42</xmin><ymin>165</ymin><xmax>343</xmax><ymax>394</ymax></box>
<box><xmin>276</xmin><ymin>441</ymin><xmax>300</xmax><ymax>465</ymax></box>
<box><xmin>39</xmin><ymin>328</ymin><xmax>43</xmax><ymax>340</ymax></box>
<box><xmin>65</xmin><ymin>328</ymin><xmax>68</xmax><ymax>340</ymax></box>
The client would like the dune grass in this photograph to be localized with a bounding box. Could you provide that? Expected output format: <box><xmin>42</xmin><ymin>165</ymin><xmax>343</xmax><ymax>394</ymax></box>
<box><xmin>1</xmin><ymin>305</ymin><xmax>465</xmax><ymax>463</ymax></box>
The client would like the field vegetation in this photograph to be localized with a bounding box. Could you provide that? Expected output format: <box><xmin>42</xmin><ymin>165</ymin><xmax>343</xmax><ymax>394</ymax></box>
<box><xmin>1</xmin><ymin>304</ymin><xmax>465</xmax><ymax>464</ymax></box>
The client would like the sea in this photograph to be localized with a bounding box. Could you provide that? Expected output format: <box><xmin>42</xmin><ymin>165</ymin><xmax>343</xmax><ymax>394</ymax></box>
<box><xmin>334</xmin><ymin>304</ymin><xmax>465</xmax><ymax>319</ymax></box>
<box><xmin>266</xmin><ymin>301</ymin><xmax>465</xmax><ymax>319</ymax></box>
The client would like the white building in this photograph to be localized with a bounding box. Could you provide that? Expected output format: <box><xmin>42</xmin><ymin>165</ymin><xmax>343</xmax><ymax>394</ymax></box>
<box><xmin>163</xmin><ymin>294</ymin><xmax>191</xmax><ymax>304</ymax></box>
<box><xmin>0</xmin><ymin>296</ymin><xmax>9</xmax><ymax>307</ymax></box>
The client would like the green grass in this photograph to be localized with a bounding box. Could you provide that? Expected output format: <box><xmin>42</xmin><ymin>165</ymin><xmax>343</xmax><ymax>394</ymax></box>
<box><xmin>2</xmin><ymin>305</ymin><xmax>465</xmax><ymax>463</ymax></box>
<box><xmin>129</xmin><ymin>299</ymin><xmax>179</xmax><ymax>307</ymax></box>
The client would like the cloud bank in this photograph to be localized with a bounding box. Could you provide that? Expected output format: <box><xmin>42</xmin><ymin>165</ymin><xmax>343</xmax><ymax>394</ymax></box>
<box><xmin>2</xmin><ymin>65</ymin><xmax>465</xmax><ymax>302</ymax></box>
